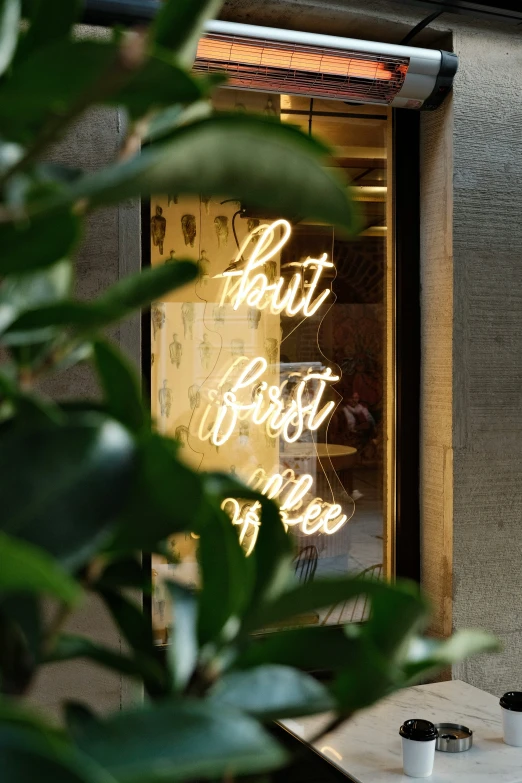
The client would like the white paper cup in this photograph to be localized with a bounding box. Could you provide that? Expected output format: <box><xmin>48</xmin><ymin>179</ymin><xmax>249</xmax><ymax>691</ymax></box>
<box><xmin>400</xmin><ymin>719</ymin><xmax>437</xmax><ymax>778</ymax></box>
<box><xmin>500</xmin><ymin>693</ymin><xmax>522</xmax><ymax>746</ymax></box>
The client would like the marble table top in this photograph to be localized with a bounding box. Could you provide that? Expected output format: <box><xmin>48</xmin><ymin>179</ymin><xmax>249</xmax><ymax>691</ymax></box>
<box><xmin>280</xmin><ymin>680</ymin><xmax>522</xmax><ymax>782</ymax></box>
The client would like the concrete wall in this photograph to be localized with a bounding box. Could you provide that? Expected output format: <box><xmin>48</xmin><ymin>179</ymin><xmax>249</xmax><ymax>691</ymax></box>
<box><xmin>450</xmin><ymin>22</ymin><xmax>522</xmax><ymax>694</ymax></box>
<box><xmin>220</xmin><ymin>0</ymin><xmax>522</xmax><ymax>694</ymax></box>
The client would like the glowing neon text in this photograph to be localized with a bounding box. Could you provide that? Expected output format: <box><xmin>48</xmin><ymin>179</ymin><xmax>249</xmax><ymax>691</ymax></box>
<box><xmin>222</xmin><ymin>467</ymin><xmax>349</xmax><ymax>555</ymax></box>
<box><xmin>194</xmin><ymin>356</ymin><xmax>339</xmax><ymax>446</ymax></box>
<box><xmin>219</xmin><ymin>219</ymin><xmax>333</xmax><ymax>317</ymax></box>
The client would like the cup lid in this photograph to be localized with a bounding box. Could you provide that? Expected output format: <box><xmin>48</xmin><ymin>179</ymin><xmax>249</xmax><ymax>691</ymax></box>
<box><xmin>500</xmin><ymin>692</ymin><xmax>522</xmax><ymax>712</ymax></box>
<box><xmin>400</xmin><ymin>719</ymin><xmax>438</xmax><ymax>741</ymax></box>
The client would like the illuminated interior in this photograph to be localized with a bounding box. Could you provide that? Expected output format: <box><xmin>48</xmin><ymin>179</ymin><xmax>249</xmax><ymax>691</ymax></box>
<box><xmin>150</xmin><ymin>90</ymin><xmax>392</xmax><ymax>642</ymax></box>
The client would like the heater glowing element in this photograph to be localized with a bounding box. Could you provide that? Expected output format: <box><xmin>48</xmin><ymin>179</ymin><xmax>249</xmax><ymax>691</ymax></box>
<box><xmin>196</xmin><ymin>37</ymin><xmax>397</xmax><ymax>81</ymax></box>
<box><xmin>193</xmin><ymin>356</ymin><xmax>339</xmax><ymax>446</ymax></box>
<box><xmin>218</xmin><ymin>219</ymin><xmax>333</xmax><ymax>318</ymax></box>
<box><xmin>222</xmin><ymin>467</ymin><xmax>349</xmax><ymax>555</ymax></box>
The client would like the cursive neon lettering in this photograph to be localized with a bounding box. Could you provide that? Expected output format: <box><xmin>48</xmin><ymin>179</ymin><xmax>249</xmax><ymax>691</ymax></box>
<box><xmin>193</xmin><ymin>357</ymin><xmax>339</xmax><ymax>447</ymax></box>
<box><xmin>221</xmin><ymin>468</ymin><xmax>349</xmax><ymax>555</ymax></box>
<box><xmin>218</xmin><ymin>219</ymin><xmax>333</xmax><ymax>318</ymax></box>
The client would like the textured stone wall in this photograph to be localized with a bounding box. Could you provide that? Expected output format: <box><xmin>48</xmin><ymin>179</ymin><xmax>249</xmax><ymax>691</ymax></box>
<box><xmin>450</xmin><ymin>22</ymin><xmax>522</xmax><ymax>694</ymax></box>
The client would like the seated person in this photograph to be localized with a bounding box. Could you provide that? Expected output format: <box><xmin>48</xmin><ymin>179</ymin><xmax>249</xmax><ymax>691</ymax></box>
<box><xmin>342</xmin><ymin>392</ymin><xmax>375</xmax><ymax>433</ymax></box>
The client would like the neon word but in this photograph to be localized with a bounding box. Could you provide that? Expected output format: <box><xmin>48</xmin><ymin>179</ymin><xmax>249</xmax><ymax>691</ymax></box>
<box><xmin>222</xmin><ymin>467</ymin><xmax>349</xmax><ymax>555</ymax></box>
<box><xmin>219</xmin><ymin>219</ymin><xmax>333</xmax><ymax>317</ymax></box>
<box><xmin>194</xmin><ymin>356</ymin><xmax>339</xmax><ymax>447</ymax></box>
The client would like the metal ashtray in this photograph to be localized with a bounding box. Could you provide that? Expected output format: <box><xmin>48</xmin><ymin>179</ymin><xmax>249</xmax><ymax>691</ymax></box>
<box><xmin>435</xmin><ymin>723</ymin><xmax>473</xmax><ymax>752</ymax></box>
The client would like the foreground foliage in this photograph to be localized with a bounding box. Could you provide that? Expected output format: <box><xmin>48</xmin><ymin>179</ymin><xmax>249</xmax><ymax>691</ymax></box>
<box><xmin>0</xmin><ymin>0</ymin><xmax>496</xmax><ymax>780</ymax></box>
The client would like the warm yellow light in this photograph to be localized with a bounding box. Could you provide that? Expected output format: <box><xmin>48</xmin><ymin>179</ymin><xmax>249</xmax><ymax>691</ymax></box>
<box><xmin>218</xmin><ymin>219</ymin><xmax>333</xmax><ymax>318</ymax></box>
<box><xmin>196</xmin><ymin>37</ymin><xmax>395</xmax><ymax>81</ymax></box>
<box><xmin>221</xmin><ymin>467</ymin><xmax>350</xmax><ymax>554</ymax></box>
<box><xmin>193</xmin><ymin>356</ymin><xmax>339</xmax><ymax>447</ymax></box>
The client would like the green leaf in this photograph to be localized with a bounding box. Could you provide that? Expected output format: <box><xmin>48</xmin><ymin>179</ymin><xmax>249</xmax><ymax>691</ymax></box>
<box><xmin>331</xmin><ymin>624</ymin><xmax>396</xmax><ymax>712</ymax></box>
<box><xmin>144</xmin><ymin>100</ymin><xmax>212</xmax><ymax>143</ymax></box>
<box><xmin>109</xmin><ymin>433</ymin><xmax>204</xmax><ymax>552</ymax></box>
<box><xmin>44</xmin><ymin>116</ymin><xmax>356</xmax><ymax>232</ymax></box>
<box><xmin>0</xmin><ymin>413</ymin><xmax>136</xmax><ymax>570</ymax></box>
<box><xmin>152</xmin><ymin>0</ymin><xmax>223</xmax><ymax>66</ymax></box>
<box><xmin>47</xmin><ymin>634</ymin><xmax>167</xmax><ymax>690</ymax></box>
<box><xmin>0</xmin><ymin>140</ymin><xmax>23</xmax><ymax>176</ymax></box>
<box><xmin>76</xmin><ymin>700</ymin><xmax>287</xmax><ymax>782</ymax></box>
<box><xmin>0</xmin><ymin>532</ymin><xmax>81</xmax><ymax>604</ymax></box>
<box><xmin>402</xmin><ymin>630</ymin><xmax>500</xmax><ymax>683</ymax></box>
<box><xmin>0</xmin><ymin>40</ymin><xmax>116</xmax><ymax>142</ymax></box>
<box><xmin>165</xmin><ymin>581</ymin><xmax>198</xmax><ymax>691</ymax></box>
<box><xmin>0</xmin><ymin>38</ymin><xmax>208</xmax><ymax>142</ymax></box>
<box><xmin>36</xmin><ymin>162</ymin><xmax>84</xmax><ymax>185</ymax></box>
<box><xmin>0</xmin><ymin>695</ymin><xmax>64</xmax><ymax>741</ymax></box>
<box><xmin>365</xmin><ymin>579</ymin><xmax>428</xmax><ymax>660</ymax></box>
<box><xmin>0</xmin><ymin>601</ymin><xmax>37</xmax><ymax>693</ymax></box>
<box><xmin>93</xmin><ymin>341</ymin><xmax>146</xmax><ymax>432</ymax></box>
<box><xmin>17</xmin><ymin>0</ymin><xmax>81</xmax><ymax>60</ymax></box>
<box><xmin>246</xmin><ymin>577</ymin><xmax>425</xmax><ymax>633</ymax></box>
<box><xmin>0</xmin><ymin>211</ymin><xmax>79</xmax><ymax>276</ymax></box>
<box><xmin>0</xmin><ymin>724</ymin><xmax>110</xmax><ymax>783</ymax></box>
<box><xmin>235</xmin><ymin>625</ymin><xmax>367</xmax><ymax>672</ymax></box>
<box><xmin>11</xmin><ymin>393</ymin><xmax>64</xmax><ymax>426</ymax></box>
<box><xmin>202</xmin><ymin>472</ymin><xmax>293</xmax><ymax>619</ymax></box>
<box><xmin>113</xmin><ymin>54</ymin><xmax>208</xmax><ymax>120</ymax></box>
<box><xmin>94</xmin><ymin>587</ymin><xmax>170</xmax><ymax>697</ymax></box>
<box><xmin>75</xmin><ymin>258</ymin><xmax>198</xmax><ymax>322</ymax></box>
<box><xmin>0</xmin><ymin>259</ymin><xmax>72</xmax><ymax>341</ymax></box>
<box><xmin>5</xmin><ymin>260</ymin><xmax>198</xmax><ymax>336</ymax></box>
<box><xmin>249</xmin><ymin>494</ymin><xmax>294</xmax><ymax>611</ymax></box>
<box><xmin>95</xmin><ymin>558</ymin><xmax>151</xmax><ymax>593</ymax></box>
<box><xmin>65</xmin><ymin>702</ymin><xmax>100</xmax><ymax>744</ymax></box>
<box><xmin>0</xmin><ymin>0</ymin><xmax>20</xmax><ymax>78</ymax></box>
<box><xmin>210</xmin><ymin>665</ymin><xmax>333</xmax><ymax>720</ymax></box>
<box><xmin>95</xmin><ymin>587</ymin><xmax>168</xmax><ymax>697</ymax></box>
<box><xmin>197</xmin><ymin>502</ymin><xmax>253</xmax><ymax>646</ymax></box>
<box><xmin>0</xmin><ymin>366</ymin><xmax>64</xmax><ymax>425</ymax></box>
<box><xmin>97</xmin><ymin>589</ymin><xmax>154</xmax><ymax>659</ymax></box>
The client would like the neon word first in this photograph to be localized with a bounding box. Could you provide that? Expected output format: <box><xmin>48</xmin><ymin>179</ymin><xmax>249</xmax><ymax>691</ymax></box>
<box><xmin>222</xmin><ymin>467</ymin><xmax>350</xmax><ymax>556</ymax></box>
<box><xmin>219</xmin><ymin>219</ymin><xmax>333</xmax><ymax>317</ymax></box>
<box><xmin>194</xmin><ymin>356</ymin><xmax>339</xmax><ymax>447</ymax></box>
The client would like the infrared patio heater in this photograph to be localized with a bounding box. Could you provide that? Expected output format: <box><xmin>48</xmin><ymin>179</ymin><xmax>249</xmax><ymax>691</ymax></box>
<box><xmin>194</xmin><ymin>20</ymin><xmax>458</xmax><ymax>111</ymax></box>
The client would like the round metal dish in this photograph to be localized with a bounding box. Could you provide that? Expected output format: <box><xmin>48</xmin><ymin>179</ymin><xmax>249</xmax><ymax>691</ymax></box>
<box><xmin>435</xmin><ymin>723</ymin><xmax>473</xmax><ymax>752</ymax></box>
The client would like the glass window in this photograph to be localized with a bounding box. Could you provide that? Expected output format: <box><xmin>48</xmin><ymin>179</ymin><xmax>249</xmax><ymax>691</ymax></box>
<box><xmin>149</xmin><ymin>89</ymin><xmax>392</xmax><ymax>643</ymax></box>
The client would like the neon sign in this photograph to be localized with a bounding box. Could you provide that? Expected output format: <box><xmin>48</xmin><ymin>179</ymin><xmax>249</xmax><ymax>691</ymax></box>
<box><xmin>187</xmin><ymin>218</ymin><xmax>351</xmax><ymax>553</ymax></box>
<box><xmin>218</xmin><ymin>219</ymin><xmax>333</xmax><ymax>317</ymax></box>
<box><xmin>222</xmin><ymin>467</ymin><xmax>349</xmax><ymax>556</ymax></box>
<box><xmin>193</xmin><ymin>356</ymin><xmax>339</xmax><ymax>447</ymax></box>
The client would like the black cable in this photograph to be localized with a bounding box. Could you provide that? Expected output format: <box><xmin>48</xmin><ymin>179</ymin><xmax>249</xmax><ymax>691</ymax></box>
<box><xmin>400</xmin><ymin>11</ymin><xmax>443</xmax><ymax>46</ymax></box>
<box><xmin>231</xmin><ymin>210</ymin><xmax>242</xmax><ymax>256</ymax></box>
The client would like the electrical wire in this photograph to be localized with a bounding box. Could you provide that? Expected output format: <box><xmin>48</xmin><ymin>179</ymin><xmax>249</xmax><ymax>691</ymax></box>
<box><xmin>400</xmin><ymin>11</ymin><xmax>443</xmax><ymax>45</ymax></box>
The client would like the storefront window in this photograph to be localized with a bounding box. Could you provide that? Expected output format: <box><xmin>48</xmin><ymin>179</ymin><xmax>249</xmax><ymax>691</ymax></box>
<box><xmin>150</xmin><ymin>89</ymin><xmax>392</xmax><ymax>642</ymax></box>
